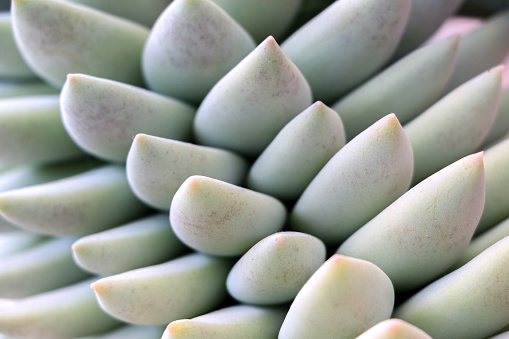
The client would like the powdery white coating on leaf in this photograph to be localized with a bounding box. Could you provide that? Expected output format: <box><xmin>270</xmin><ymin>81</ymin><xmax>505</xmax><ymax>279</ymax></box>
<box><xmin>405</xmin><ymin>66</ymin><xmax>502</xmax><ymax>184</ymax></box>
<box><xmin>0</xmin><ymin>165</ymin><xmax>149</xmax><ymax>236</ymax></box>
<box><xmin>226</xmin><ymin>232</ymin><xmax>326</xmax><ymax>304</ymax></box>
<box><xmin>60</xmin><ymin>74</ymin><xmax>196</xmax><ymax>163</ymax></box>
<box><xmin>476</xmin><ymin>137</ymin><xmax>509</xmax><ymax>234</ymax></box>
<box><xmin>395</xmin><ymin>236</ymin><xmax>509</xmax><ymax>339</ymax></box>
<box><xmin>333</xmin><ymin>35</ymin><xmax>459</xmax><ymax>140</ymax></box>
<box><xmin>338</xmin><ymin>152</ymin><xmax>485</xmax><ymax>291</ymax></box>
<box><xmin>163</xmin><ymin>304</ymin><xmax>286</xmax><ymax>339</ymax></box>
<box><xmin>289</xmin><ymin>113</ymin><xmax>413</xmax><ymax>246</ymax></box>
<box><xmin>281</xmin><ymin>0</ymin><xmax>411</xmax><ymax>102</ymax></box>
<box><xmin>142</xmin><ymin>0</ymin><xmax>256</xmax><ymax>104</ymax></box>
<box><xmin>170</xmin><ymin>175</ymin><xmax>287</xmax><ymax>256</ymax></box>
<box><xmin>126</xmin><ymin>134</ymin><xmax>248</xmax><ymax>210</ymax></box>
<box><xmin>278</xmin><ymin>254</ymin><xmax>394</xmax><ymax>339</ymax></box>
<box><xmin>11</xmin><ymin>0</ymin><xmax>150</xmax><ymax>88</ymax></box>
<box><xmin>193</xmin><ymin>36</ymin><xmax>312</xmax><ymax>157</ymax></box>
<box><xmin>91</xmin><ymin>253</ymin><xmax>232</xmax><ymax>325</ymax></box>
<box><xmin>0</xmin><ymin>278</ymin><xmax>120</xmax><ymax>339</ymax></box>
<box><xmin>72</xmin><ymin>214</ymin><xmax>187</xmax><ymax>275</ymax></box>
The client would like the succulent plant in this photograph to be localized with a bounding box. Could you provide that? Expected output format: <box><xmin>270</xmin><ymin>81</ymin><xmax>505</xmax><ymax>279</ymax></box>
<box><xmin>0</xmin><ymin>0</ymin><xmax>509</xmax><ymax>338</ymax></box>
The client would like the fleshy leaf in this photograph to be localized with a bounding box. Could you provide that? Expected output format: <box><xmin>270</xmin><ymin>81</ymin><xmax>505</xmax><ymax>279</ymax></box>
<box><xmin>281</xmin><ymin>0</ymin><xmax>411</xmax><ymax>102</ymax></box>
<box><xmin>0</xmin><ymin>95</ymin><xmax>85</xmax><ymax>166</ymax></box>
<box><xmin>0</xmin><ymin>12</ymin><xmax>36</xmax><ymax>79</ymax></box>
<box><xmin>338</xmin><ymin>153</ymin><xmax>485</xmax><ymax>291</ymax></box>
<box><xmin>394</xmin><ymin>235</ymin><xmax>509</xmax><ymax>339</ymax></box>
<box><xmin>61</xmin><ymin>73</ymin><xmax>196</xmax><ymax>163</ymax></box>
<box><xmin>391</xmin><ymin>0</ymin><xmax>464</xmax><ymax>59</ymax></box>
<box><xmin>163</xmin><ymin>305</ymin><xmax>287</xmax><ymax>339</ymax></box>
<box><xmin>72</xmin><ymin>214</ymin><xmax>188</xmax><ymax>275</ymax></box>
<box><xmin>170</xmin><ymin>175</ymin><xmax>287</xmax><ymax>256</ymax></box>
<box><xmin>226</xmin><ymin>232</ymin><xmax>326</xmax><ymax>304</ymax></box>
<box><xmin>443</xmin><ymin>10</ymin><xmax>509</xmax><ymax>93</ymax></box>
<box><xmin>211</xmin><ymin>0</ymin><xmax>303</xmax><ymax>41</ymax></box>
<box><xmin>142</xmin><ymin>0</ymin><xmax>256</xmax><ymax>104</ymax></box>
<box><xmin>126</xmin><ymin>133</ymin><xmax>248</xmax><ymax>210</ymax></box>
<box><xmin>476</xmin><ymin>137</ymin><xmax>509</xmax><ymax>234</ymax></box>
<box><xmin>289</xmin><ymin>114</ymin><xmax>413</xmax><ymax>246</ymax></box>
<box><xmin>333</xmin><ymin>35</ymin><xmax>459</xmax><ymax>140</ymax></box>
<box><xmin>278</xmin><ymin>254</ymin><xmax>394</xmax><ymax>339</ymax></box>
<box><xmin>0</xmin><ymin>237</ymin><xmax>89</xmax><ymax>298</ymax></box>
<box><xmin>356</xmin><ymin>318</ymin><xmax>433</xmax><ymax>339</ymax></box>
<box><xmin>0</xmin><ymin>165</ymin><xmax>149</xmax><ymax>236</ymax></box>
<box><xmin>91</xmin><ymin>253</ymin><xmax>232</xmax><ymax>325</ymax></box>
<box><xmin>11</xmin><ymin>0</ymin><xmax>150</xmax><ymax>88</ymax></box>
<box><xmin>246</xmin><ymin>101</ymin><xmax>345</xmax><ymax>201</ymax></box>
<box><xmin>193</xmin><ymin>36</ymin><xmax>312</xmax><ymax>157</ymax></box>
<box><xmin>0</xmin><ymin>278</ymin><xmax>120</xmax><ymax>339</ymax></box>
<box><xmin>405</xmin><ymin>66</ymin><xmax>502</xmax><ymax>184</ymax></box>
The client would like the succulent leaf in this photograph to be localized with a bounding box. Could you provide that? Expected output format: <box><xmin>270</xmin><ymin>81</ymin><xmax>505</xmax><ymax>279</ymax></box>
<box><xmin>226</xmin><ymin>231</ymin><xmax>326</xmax><ymax>304</ymax></box>
<box><xmin>0</xmin><ymin>278</ymin><xmax>121</xmax><ymax>339</ymax></box>
<box><xmin>391</xmin><ymin>0</ymin><xmax>465</xmax><ymax>59</ymax></box>
<box><xmin>91</xmin><ymin>253</ymin><xmax>232</xmax><ymax>325</ymax></box>
<box><xmin>170</xmin><ymin>175</ymin><xmax>287</xmax><ymax>256</ymax></box>
<box><xmin>11</xmin><ymin>0</ymin><xmax>150</xmax><ymax>88</ymax></box>
<box><xmin>0</xmin><ymin>237</ymin><xmax>89</xmax><ymax>298</ymax></box>
<box><xmin>163</xmin><ymin>304</ymin><xmax>287</xmax><ymax>339</ymax></box>
<box><xmin>246</xmin><ymin>101</ymin><xmax>346</xmax><ymax>201</ymax></box>
<box><xmin>72</xmin><ymin>214</ymin><xmax>188</xmax><ymax>275</ymax></box>
<box><xmin>394</xmin><ymin>235</ymin><xmax>509</xmax><ymax>339</ymax></box>
<box><xmin>0</xmin><ymin>165</ymin><xmax>149</xmax><ymax>236</ymax></box>
<box><xmin>60</xmin><ymin>73</ymin><xmax>196</xmax><ymax>163</ymax></box>
<box><xmin>278</xmin><ymin>254</ymin><xmax>395</xmax><ymax>339</ymax></box>
<box><xmin>126</xmin><ymin>133</ymin><xmax>248</xmax><ymax>210</ymax></box>
<box><xmin>211</xmin><ymin>0</ymin><xmax>303</xmax><ymax>41</ymax></box>
<box><xmin>333</xmin><ymin>35</ymin><xmax>460</xmax><ymax>140</ymax></box>
<box><xmin>289</xmin><ymin>113</ymin><xmax>413</xmax><ymax>246</ymax></box>
<box><xmin>338</xmin><ymin>152</ymin><xmax>485</xmax><ymax>291</ymax></box>
<box><xmin>0</xmin><ymin>12</ymin><xmax>37</xmax><ymax>79</ymax></box>
<box><xmin>281</xmin><ymin>0</ymin><xmax>411</xmax><ymax>102</ymax></box>
<box><xmin>0</xmin><ymin>95</ymin><xmax>85</xmax><ymax>166</ymax></box>
<box><xmin>443</xmin><ymin>10</ymin><xmax>509</xmax><ymax>93</ymax></box>
<box><xmin>475</xmin><ymin>137</ymin><xmax>509</xmax><ymax>234</ymax></box>
<box><xmin>193</xmin><ymin>36</ymin><xmax>312</xmax><ymax>157</ymax></box>
<box><xmin>404</xmin><ymin>66</ymin><xmax>502</xmax><ymax>184</ymax></box>
<box><xmin>356</xmin><ymin>318</ymin><xmax>433</xmax><ymax>339</ymax></box>
<box><xmin>142</xmin><ymin>0</ymin><xmax>256</xmax><ymax>105</ymax></box>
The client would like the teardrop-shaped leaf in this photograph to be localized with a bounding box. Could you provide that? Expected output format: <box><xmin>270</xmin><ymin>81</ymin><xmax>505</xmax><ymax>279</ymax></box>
<box><xmin>0</xmin><ymin>165</ymin><xmax>149</xmax><ymax>236</ymax></box>
<box><xmin>72</xmin><ymin>214</ymin><xmax>188</xmax><ymax>275</ymax></box>
<box><xmin>170</xmin><ymin>175</ymin><xmax>286</xmax><ymax>256</ymax></box>
<box><xmin>281</xmin><ymin>0</ymin><xmax>411</xmax><ymax>102</ymax></box>
<box><xmin>163</xmin><ymin>305</ymin><xmax>286</xmax><ymax>339</ymax></box>
<box><xmin>126</xmin><ymin>133</ymin><xmax>248</xmax><ymax>210</ymax></box>
<box><xmin>338</xmin><ymin>153</ymin><xmax>485</xmax><ymax>291</ymax></box>
<box><xmin>278</xmin><ymin>254</ymin><xmax>394</xmax><ymax>339</ymax></box>
<box><xmin>193</xmin><ymin>36</ymin><xmax>312</xmax><ymax>157</ymax></box>
<box><xmin>444</xmin><ymin>10</ymin><xmax>509</xmax><ymax>93</ymax></box>
<box><xmin>405</xmin><ymin>66</ymin><xmax>502</xmax><ymax>184</ymax></box>
<box><xmin>246</xmin><ymin>101</ymin><xmax>345</xmax><ymax>201</ymax></box>
<box><xmin>289</xmin><ymin>114</ymin><xmax>413</xmax><ymax>246</ymax></box>
<box><xmin>333</xmin><ymin>35</ymin><xmax>459</xmax><ymax>140</ymax></box>
<box><xmin>356</xmin><ymin>319</ymin><xmax>433</xmax><ymax>339</ymax></box>
<box><xmin>91</xmin><ymin>253</ymin><xmax>232</xmax><ymax>325</ymax></box>
<box><xmin>0</xmin><ymin>95</ymin><xmax>85</xmax><ymax>166</ymax></box>
<box><xmin>11</xmin><ymin>0</ymin><xmax>150</xmax><ymax>88</ymax></box>
<box><xmin>226</xmin><ymin>232</ymin><xmax>326</xmax><ymax>304</ymax></box>
<box><xmin>394</xmin><ymin>235</ymin><xmax>509</xmax><ymax>339</ymax></box>
<box><xmin>0</xmin><ymin>278</ymin><xmax>120</xmax><ymax>339</ymax></box>
<box><xmin>61</xmin><ymin>73</ymin><xmax>196</xmax><ymax>163</ymax></box>
<box><xmin>142</xmin><ymin>0</ymin><xmax>256</xmax><ymax>104</ymax></box>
